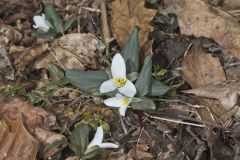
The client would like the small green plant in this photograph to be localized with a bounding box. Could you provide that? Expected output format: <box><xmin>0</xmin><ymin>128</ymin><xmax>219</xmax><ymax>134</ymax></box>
<box><xmin>154</xmin><ymin>13</ymin><xmax>179</xmax><ymax>31</ymax></box>
<box><xmin>0</xmin><ymin>85</ymin><xmax>52</xmax><ymax>107</ymax></box>
<box><xmin>32</xmin><ymin>4</ymin><xmax>75</xmax><ymax>38</ymax></box>
<box><xmin>66</xmin><ymin>27</ymin><xmax>171</xmax><ymax>116</ymax></box>
<box><xmin>49</xmin><ymin>124</ymin><xmax>118</xmax><ymax>160</ymax></box>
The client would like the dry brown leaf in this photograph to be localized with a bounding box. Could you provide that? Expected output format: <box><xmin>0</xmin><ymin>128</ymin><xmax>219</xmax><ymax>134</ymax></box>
<box><xmin>163</xmin><ymin>0</ymin><xmax>240</xmax><ymax>59</ymax></box>
<box><xmin>0</xmin><ymin>24</ymin><xmax>22</xmax><ymax>48</ymax></box>
<box><xmin>1</xmin><ymin>98</ymin><xmax>57</xmax><ymax>133</ymax></box>
<box><xmin>111</xmin><ymin>0</ymin><xmax>156</xmax><ymax>47</ymax></box>
<box><xmin>10</xmin><ymin>43</ymin><xmax>49</xmax><ymax>76</ymax></box>
<box><xmin>34</xmin><ymin>127</ymin><xmax>67</xmax><ymax>159</ymax></box>
<box><xmin>127</xmin><ymin>146</ymin><xmax>154</xmax><ymax>160</ymax></box>
<box><xmin>181</xmin><ymin>41</ymin><xmax>230</xmax><ymax>123</ymax></box>
<box><xmin>0</xmin><ymin>48</ymin><xmax>15</xmax><ymax>80</ymax></box>
<box><xmin>182</xmin><ymin>41</ymin><xmax>226</xmax><ymax>88</ymax></box>
<box><xmin>183</xmin><ymin>81</ymin><xmax>240</xmax><ymax>117</ymax></box>
<box><xmin>108</xmin><ymin>149</ymin><xmax>127</xmax><ymax>160</ymax></box>
<box><xmin>34</xmin><ymin>33</ymin><xmax>101</xmax><ymax>70</ymax></box>
<box><xmin>0</xmin><ymin>115</ymin><xmax>39</xmax><ymax>160</ymax></box>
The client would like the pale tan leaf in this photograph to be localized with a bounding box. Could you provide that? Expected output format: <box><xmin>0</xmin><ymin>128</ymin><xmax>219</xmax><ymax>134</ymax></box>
<box><xmin>111</xmin><ymin>0</ymin><xmax>156</xmax><ymax>47</ymax></box>
<box><xmin>183</xmin><ymin>81</ymin><xmax>240</xmax><ymax>115</ymax></box>
<box><xmin>34</xmin><ymin>127</ymin><xmax>67</xmax><ymax>159</ymax></box>
<box><xmin>1</xmin><ymin>98</ymin><xmax>57</xmax><ymax>133</ymax></box>
<box><xmin>164</xmin><ymin>0</ymin><xmax>240</xmax><ymax>59</ymax></box>
<box><xmin>0</xmin><ymin>116</ymin><xmax>39</xmax><ymax>160</ymax></box>
<box><xmin>182</xmin><ymin>41</ymin><xmax>226</xmax><ymax>88</ymax></box>
<box><xmin>34</xmin><ymin>33</ymin><xmax>101</xmax><ymax>70</ymax></box>
<box><xmin>181</xmin><ymin>41</ymin><xmax>231</xmax><ymax>123</ymax></box>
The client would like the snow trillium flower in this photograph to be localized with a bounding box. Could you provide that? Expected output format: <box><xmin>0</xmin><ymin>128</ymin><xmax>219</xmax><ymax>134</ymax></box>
<box><xmin>33</xmin><ymin>14</ymin><xmax>52</xmax><ymax>31</ymax></box>
<box><xmin>100</xmin><ymin>53</ymin><xmax>136</xmax><ymax>97</ymax></box>
<box><xmin>104</xmin><ymin>93</ymin><xmax>132</xmax><ymax>116</ymax></box>
<box><xmin>87</xmin><ymin>126</ymin><xmax>119</xmax><ymax>149</ymax></box>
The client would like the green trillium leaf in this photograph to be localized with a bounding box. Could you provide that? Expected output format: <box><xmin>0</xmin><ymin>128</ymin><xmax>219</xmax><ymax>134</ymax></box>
<box><xmin>31</xmin><ymin>30</ymin><xmax>57</xmax><ymax>38</ymax></box>
<box><xmin>66</xmin><ymin>69</ymin><xmax>109</xmax><ymax>93</ymax></box>
<box><xmin>135</xmin><ymin>55</ymin><xmax>152</xmax><ymax>97</ymax></box>
<box><xmin>148</xmin><ymin>79</ymin><xmax>171</xmax><ymax>96</ymax></box>
<box><xmin>68</xmin><ymin>124</ymin><xmax>91</xmax><ymax>157</ymax></box>
<box><xmin>131</xmin><ymin>97</ymin><xmax>156</xmax><ymax>110</ymax></box>
<box><xmin>83</xmin><ymin>145</ymin><xmax>100</xmax><ymax>159</ymax></box>
<box><xmin>45</xmin><ymin>4</ymin><xmax>63</xmax><ymax>33</ymax></box>
<box><xmin>121</xmin><ymin>27</ymin><xmax>139</xmax><ymax>73</ymax></box>
<box><xmin>63</xmin><ymin>16</ymin><xmax>76</xmax><ymax>31</ymax></box>
<box><xmin>48</xmin><ymin>63</ymin><xmax>64</xmax><ymax>81</ymax></box>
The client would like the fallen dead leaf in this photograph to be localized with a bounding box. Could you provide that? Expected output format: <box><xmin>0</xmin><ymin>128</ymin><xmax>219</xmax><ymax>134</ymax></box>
<box><xmin>0</xmin><ymin>48</ymin><xmax>15</xmax><ymax>80</ymax></box>
<box><xmin>163</xmin><ymin>0</ymin><xmax>240</xmax><ymax>59</ymax></box>
<box><xmin>10</xmin><ymin>43</ymin><xmax>49</xmax><ymax>76</ymax></box>
<box><xmin>34</xmin><ymin>33</ymin><xmax>101</xmax><ymax>70</ymax></box>
<box><xmin>181</xmin><ymin>41</ymin><xmax>230</xmax><ymax>123</ymax></box>
<box><xmin>183</xmin><ymin>81</ymin><xmax>240</xmax><ymax>117</ymax></box>
<box><xmin>0</xmin><ymin>24</ymin><xmax>22</xmax><ymax>48</ymax></box>
<box><xmin>111</xmin><ymin>0</ymin><xmax>156</xmax><ymax>47</ymax></box>
<box><xmin>34</xmin><ymin>127</ymin><xmax>67</xmax><ymax>159</ymax></box>
<box><xmin>182</xmin><ymin>41</ymin><xmax>226</xmax><ymax>88</ymax></box>
<box><xmin>127</xmin><ymin>146</ymin><xmax>154</xmax><ymax>160</ymax></box>
<box><xmin>1</xmin><ymin>97</ymin><xmax>57</xmax><ymax>133</ymax></box>
<box><xmin>108</xmin><ymin>149</ymin><xmax>127</xmax><ymax>160</ymax></box>
<box><xmin>0</xmin><ymin>115</ymin><xmax>39</xmax><ymax>160</ymax></box>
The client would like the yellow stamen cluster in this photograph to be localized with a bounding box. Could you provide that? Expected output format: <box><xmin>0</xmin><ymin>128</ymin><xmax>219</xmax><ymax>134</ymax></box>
<box><xmin>114</xmin><ymin>78</ymin><xmax>127</xmax><ymax>88</ymax></box>
<box><xmin>122</xmin><ymin>98</ymin><xmax>129</xmax><ymax>106</ymax></box>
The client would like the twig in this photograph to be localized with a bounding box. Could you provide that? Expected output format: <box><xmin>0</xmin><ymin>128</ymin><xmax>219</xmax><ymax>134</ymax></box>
<box><xmin>82</xmin><ymin>7</ymin><xmax>101</xmax><ymax>13</ymax></box>
<box><xmin>100</xmin><ymin>0</ymin><xmax>111</xmax><ymax>56</ymax></box>
<box><xmin>120</xmin><ymin>116</ymin><xmax>128</xmax><ymax>134</ymax></box>
<box><xmin>136</xmin><ymin>127</ymin><xmax>144</xmax><ymax>147</ymax></box>
<box><xmin>145</xmin><ymin>113</ymin><xmax>205</xmax><ymax>128</ymax></box>
<box><xmin>185</xmin><ymin>127</ymin><xmax>206</xmax><ymax>160</ymax></box>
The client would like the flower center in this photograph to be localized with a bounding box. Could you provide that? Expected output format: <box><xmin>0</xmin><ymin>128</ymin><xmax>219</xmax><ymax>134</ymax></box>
<box><xmin>113</xmin><ymin>78</ymin><xmax>127</xmax><ymax>88</ymax></box>
<box><xmin>122</xmin><ymin>98</ymin><xmax>129</xmax><ymax>106</ymax></box>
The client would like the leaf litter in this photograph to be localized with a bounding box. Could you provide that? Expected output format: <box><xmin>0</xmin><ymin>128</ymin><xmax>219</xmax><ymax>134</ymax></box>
<box><xmin>1</xmin><ymin>0</ymin><xmax>240</xmax><ymax>160</ymax></box>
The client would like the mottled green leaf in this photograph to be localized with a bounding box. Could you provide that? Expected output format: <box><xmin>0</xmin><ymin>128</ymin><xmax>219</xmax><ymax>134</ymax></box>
<box><xmin>131</xmin><ymin>97</ymin><xmax>156</xmax><ymax>110</ymax></box>
<box><xmin>66</xmin><ymin>69</ymin><xmax>109</xmax><ymax>93</ymax></box>
<box><xmin>148</xmin><ymin>79</ymin><xmax>171</xmax><ymax>96</ymax></box>
<box><xmin>69</xmin><ymin>124</ymin><xmax>91</xmax><ymax>157</ymax></box>
<box><xmin>45</xmin><ymin>4</ymin><xmax>63</xmax><ymax>33</ymax></box>
<box><xmin>83</xmin><ymin>145</ymin><xmax>99</xmax><ymax>159</ymax></box>
<box><xmin>48</xmin><ymin>63</ymin><xmax>64</xmax><ymax>81</ymax></box>
<box><xmin>121</xmin><ymin>27</ymin><xmax>139</xmax><ymax>72</ymax></box>
<box><xmin>63</xmin><ymin>16</ymin><xmax>76</xmax><ymax>31</ymax></box>
<box><xmin>31</xmin><ymin>30</ymin><xmax>56</xmax><ymax>38</ymax></box>
<box><xmin>135</xmin><ymin>56</ymin><xmax>152</xmax><ymax>96</ymax></box>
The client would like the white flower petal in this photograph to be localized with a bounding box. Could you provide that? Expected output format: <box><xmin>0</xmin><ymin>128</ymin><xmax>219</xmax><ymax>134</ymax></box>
<box><xmin>100</xmin><ymin>79</ymin><xmax>117</xmax><ymax>93</ymax></box>
<box><xmin>118</xmin><ymin>80</ymin><xmax>136</xmax><ymax>97</ymax></box>
<box><xmin>99</xmin><ymin>143</ymin><xmax>119</xmax><ymax>149</ymax></box>
<box><xmin>33</xmin><ymin>14</ymin><xmax>51</xmax><ymax>31</ymax></box>
<box><xmin>87</xmin><ymin>126</ymin><xmax>104</xmax><ymax>149</ymax></box>
<box><xmin>111</xmin><ymin>53</ymin><xmax>126</xmax><ymax>78</ymax></box>
<box><xmin>104</xmin><ymin>97</ymin><xmax>123</xmax><ymax>108</ymax></box>
<box><xmin>119</xmin><ymin>105</ymin><xmax>128</xmax><ymax>116</ymax></box>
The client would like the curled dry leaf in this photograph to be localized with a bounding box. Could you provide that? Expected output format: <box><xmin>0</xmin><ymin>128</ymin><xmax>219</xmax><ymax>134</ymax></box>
<box><xmin>181</xmin><ymin>41</ymin><xmax>231</xmax><ymax>123</ymax></box>
<box><xmin>1</xmin><ymin>98</ymin><xmax>57</xmax><ymax>133</ymax></box>
<box><xmin>163</xmin><ymin>0</ymin><xmax>240</xmax><ymax>59</ymax></box>
<box><xmin>111</xmin><ymin>0</ymin><xmax>156</xmax><ymax>47</ymax></box>
<box><xmin>10</xmin><ymin>43</ymin><xmax>49</xmax><ymax>76</ymax></box>
<box><xmin>0</xmin><ymin>115</ymin><xmax>39</xmax><ymax>160</ymax></box>
<box><xmin>127</xmin><ymin>146</ymin><xmax>154</xmax><ymax>160</ymax></box>
<box><xmin>0</xmin><ymin>48</ymin><xmax>15</xmax><ymax>80</ymax></box>
<box><xmin>182</xmin><ymin>41</ymin><xmax>226</xmax><ymax>88</ymax></box>
<box><xmin>183</xmin><ymin>81</ymin><xmax>240</xmax><ymax>117</ymax></box>
<box><xmin>34</xmin><ymin>33</ymin><xmax>101</xmax><ymax>70</ymax></box>
<box><xmin>34</xmin><ymin>127</ymin><xmax>67</xmax><ymax>159</ymax></box>
<box><xmin>0</xmin><ymin>24</ymin><xmax>22</xmax><ymax>48</ymax></box>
